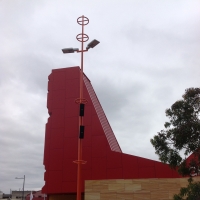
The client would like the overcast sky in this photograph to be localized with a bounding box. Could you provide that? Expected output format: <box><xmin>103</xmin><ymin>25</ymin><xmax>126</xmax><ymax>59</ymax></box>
<box><xmin>0</xmin><ymin>0</ymin><xmax>200</xmax><ymax>194</ymax></box>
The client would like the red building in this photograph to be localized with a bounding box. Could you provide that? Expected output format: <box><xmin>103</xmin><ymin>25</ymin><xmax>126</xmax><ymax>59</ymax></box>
<box><xmin>26</xmin><ymin>191</ymin><xmax>46</xmax><ymax>200</ymax></box>
<box><xmin>42</xmin><ymin>67</ymin><xmax>180</xmax><ymax>195</ymax></box>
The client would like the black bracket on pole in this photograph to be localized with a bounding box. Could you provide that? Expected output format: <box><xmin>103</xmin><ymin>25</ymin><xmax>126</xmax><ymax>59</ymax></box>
<box><xmin>79</xmin><ymin>125</ymin><xmax>85</xmax><ymax>139</ymax></box>
<box><xmin>79</xmin><ymin>103</ymin><xmax>85</xmax><ymax>116</ymax></box>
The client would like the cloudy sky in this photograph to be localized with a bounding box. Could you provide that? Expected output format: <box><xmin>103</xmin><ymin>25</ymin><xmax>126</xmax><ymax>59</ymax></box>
<box><xmin>0</xmin><ymin>0</ymin><xmax>200</xmax><ymax>194</ymax></box>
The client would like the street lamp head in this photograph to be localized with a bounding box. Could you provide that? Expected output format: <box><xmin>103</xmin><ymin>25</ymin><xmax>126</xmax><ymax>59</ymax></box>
<box><xmin>62</xmin><ymin>48</ymin><xmax>79</xmax><ymax>54</ymax></box>
<box><xmin>15</xmin><ymin>176</ymin><xmax>24</xmax><ymax>179</ymax></box>
<box><xmin>86</xmin><ymin>39</ymin><xmax>100</xmax><ymax>50</ymax></box>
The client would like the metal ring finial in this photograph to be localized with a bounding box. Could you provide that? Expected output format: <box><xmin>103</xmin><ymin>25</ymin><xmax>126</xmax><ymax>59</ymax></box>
<box><xmin>77</xmin><ymin>15</ymin><xmax>89</xmax><ymax>25</ymax></box>
<box><xmin>76</xmin><ymin>33</ymin><xmax>89</xmax><ymax>42</ymax></box>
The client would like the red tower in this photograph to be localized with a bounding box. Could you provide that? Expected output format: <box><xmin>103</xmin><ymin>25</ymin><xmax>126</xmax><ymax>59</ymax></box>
<box><xmin>42</xmin><ymin>66</ymin><xmax>180</xmax><ymax>195</ymax></box>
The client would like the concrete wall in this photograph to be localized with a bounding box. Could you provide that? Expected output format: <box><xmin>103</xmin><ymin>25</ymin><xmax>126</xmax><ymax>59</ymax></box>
<box><xmin>85</xmin><ymin>177</ymin><xmax>200</xmax><ymax>200</ymax></box>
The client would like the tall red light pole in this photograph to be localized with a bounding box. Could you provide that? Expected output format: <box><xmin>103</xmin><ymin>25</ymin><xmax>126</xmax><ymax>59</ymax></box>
<box><xmin>62</xmin><ymin>15</ymin><xmax>100</xmax><ymax>200</ymax></box>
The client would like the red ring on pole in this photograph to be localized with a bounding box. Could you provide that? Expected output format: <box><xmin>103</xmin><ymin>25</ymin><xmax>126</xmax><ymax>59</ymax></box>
<box><xmin>75</xmin><ymin>98</ymin><xmax>88</xmax><ymax>104</ymax></box>
<box><xmin>77</xmin><ymin>16</ymin><xmax>89</xmax><ymax>25</ymax></box>
<box><xmin>76</xmin><ymin>33</ymin><xmax>89</xmax><ymax>42</ymax></box>
<box><xmin>73</xmin><ymin>160</ymin><xmax>87</xmax><ymax>164</ymax></box>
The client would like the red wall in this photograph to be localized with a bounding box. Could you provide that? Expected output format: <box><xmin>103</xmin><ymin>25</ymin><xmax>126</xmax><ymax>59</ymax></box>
<box><xmin>42</xmin><ymin>67</ymin><xmax>180</xmax><ymax>194</ymax></box>
<box><xmin>26</xmin><ymin>191</ymin><xmax>47</xmax><ymax>200</ymax></box>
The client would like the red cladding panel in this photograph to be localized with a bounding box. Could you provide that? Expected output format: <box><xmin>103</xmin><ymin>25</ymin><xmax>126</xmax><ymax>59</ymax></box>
<box><xmin>63</xmin><ymin>158</ymin><xmax>77</xmax><ymax>182</ymax></box>
<box><xmin>45</xmin><ymin>123</ymin><xmax>51</xmax><ymax>140</ymax></box>
<box><xmin>49</xmin><ymin>149</ymin><xmax>63</xmax><ymax>171</ymax></box>
<box><xmin>82</xmin><ymin>125</ymin><xmax>92</xmax><ymax>147</ymax></box>
<box><xmin>155</xmin><ymin>162</ymin><xmax>175</xmax><ymax>178</ymax></box>
<box><xmin>47</xmin><ymin>92</ymin><xmax>52</xmax><ymax>110</ymax></box>
<box><xmin>44</xmin><ymin>171</ymin><xmax>48</xmax><ymax>181</ymax></box>
<box><xmin>139</xmin><ymin>167</ymin><xmax>156</xmax><ymax>178</ymax></box>
<box><xmin>47</xmin><ymin>116</ymin><xmax>52</xmax><ymax>125</ymax></box>
<box><xmin>51</xmin><ymin>109</ymin><xmax>65</xmax><ymax>128</ymax></box>
<box><xmin>82</xmin><ymin>146</ymin><xmax>92</xmax><ymax>170</ymax></box>
<box><xmin>83</xmin><ymin>86</ymin><xmax>92</xmax><ymax>106</ymax></box>
<box><xmin>91</xmin><ymin>116</ymin><xmax>104</xmax><ymax>136</ymax></box>
<box><xmin>63</xmin><ymin>137</ymin><xmax>78</xmax><ymax>159</ymax></box>
<box><xmin>107</xmin><ymin>168</ymin><xmax>123</xmax><ymax>179</ymax></box>
<box><xmin>82</xmin><ymin>169</ymin><xmax>92</xmax><ymax>181</ymax></box>
<box><xmin>47</xmin><ymin>79</ymin><xmax>53</xmax><ymax>92</ymax></box>
<box><xmin>48</xmin><ymin>73</ymin><xmax>53</xmax><ymax>81</ymax></box>
<box><xmin>62</xmin><ymin>182</ymin><xmax>77</xmax><ymax>193</ymax></box>
<box><xmin>122</xmin><ymin>154</ymin><xmax>139</xmax><ymax>179</ymax></box>
<box><xmin>84</xmin><ymin>105</ymin><xmax>92</xmax><ymax>126</ymax></box>
<box><xmin>81</xmin><ymin>169</ymin><xmax>92</xmax><ymax>192</ymax></box>
<box><xmin>172</xmin><ymin>168</ymin><xmax>181</xmax><ymax>178</ymax></box>
<box><xmin>64</xmin><ymin>117</ymin><xmax>78</xmax><ymax>137</ymax></box>
<box><xmin>52</xmin><ymin>70</ymin><xmax>66</xmax><ymax>90</ymax></box>
<box><xmin>43</xmin><ymin>139</ymin><xmax>50</xmax><ymax>166</ymax></box>
<box><xmin>44</xmin><ymin>122</ymin><xmax>51</xmax><ymax>165</ymax></box>
<box><xmin>107</xmin><ymin>151</ymin><xmax>122</xmax><ymax>169</ymax></box>
<box><xmin>66</xmin><ymin>79</ymin><xmax>80</xmax><ymax>98</ymax></box>
<box><xmin>65</xmin><ymin>98</ymin><xmax>79</xmax><ymax>117</ymax></box>
<box><xmin>65</xmin><ymin>67</ymin><xmax>80</xmax><ymax>80</ymax></box>
<box><xmin>50</xmin><ymin>128</ymin><xmax>64</xmax><ymax>149</ymax></box>
<box><xmin>48</xmin><ymin>171</ymin><xmax>62</xmax><ymax>193</ymax></box>
<box><xmin>92</xmin><ymin>135</ymin><xmax>107</xmax><ymax>158</ymax></box>
<box><xmin>42</xmin><ymin>185</ymin><xmax>47</xmax><ymax>194</ymax></box>
<box><xmin>51</xmin><ymin>90</ymin><xmax>65</xmax><ymax>109</ymax></box>
<box><xmin>92</xmin><ymin>157</ymin><xmax>107</xmax><ymax>179</ymax></box>
<box><xmin>138</xmin><ymin>157</ymin><xmax>156</xmax><ymax>167</ymax></box>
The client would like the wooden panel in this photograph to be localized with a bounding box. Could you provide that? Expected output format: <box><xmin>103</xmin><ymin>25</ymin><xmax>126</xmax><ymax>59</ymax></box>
<box><xmin>117</xmin><ymin>193</ymin><xmax>134</xmax><ymax>200</ymax></box>
<box><xmin>85</xmin><ymin>193</ymin><xmax>100</xmax><ymax>200</ymax></box>
<box><xmin>124</xmin><ymin>183</ymin><xmax>141</xmax><ymax>192</ymax></box>
<box><xmin>108</xmin><ymin>183</ymin><xmax>124</xmax><ymax>191</ymax></box>
<box><xmin>85</xmin><ymin>177</ymin><xmax>200</xmax><ymax>200</ymax></box>
<box><xmin>100</xmin><ymin>193</ymin><xmax>116</xmax><ymax>200</ymax></box>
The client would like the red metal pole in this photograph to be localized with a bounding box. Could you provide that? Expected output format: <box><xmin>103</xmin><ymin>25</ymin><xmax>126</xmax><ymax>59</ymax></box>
<box><xmin>77</xmin><ymin>15</ymin><xmax>84</xmax><ymax>200</ymax></box>
<box><xmin>72</xmin><ymin>15</ymin><xmax>89</xmax><ymax>200</ymax></box>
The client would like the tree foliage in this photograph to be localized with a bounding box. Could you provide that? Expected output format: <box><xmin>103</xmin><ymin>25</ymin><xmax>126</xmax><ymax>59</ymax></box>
<box><xmin>173</xmin><ymin>178</ymin><xmax>200</xmax><ymax>200</ymax></box>
<box><xmin>151</xmin><ymin>87</ymin><xmax>200</xmax><ymax>175</ymax></box>
<box><xmin>150</xmin><ymin>88</ymin><xmax>200</xmax><ymax>199</ymax></box>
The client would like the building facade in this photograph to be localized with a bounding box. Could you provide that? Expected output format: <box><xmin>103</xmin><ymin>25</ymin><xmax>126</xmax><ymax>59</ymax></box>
<box><xmin>42</xmin><ymin>67</ymin><xmax>180</xmax><ymax>199</ymax></box>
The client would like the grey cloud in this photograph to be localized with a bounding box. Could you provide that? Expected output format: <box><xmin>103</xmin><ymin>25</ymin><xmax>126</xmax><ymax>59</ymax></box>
<box><xmin>1</xmin><ymin>0</ymin><xmax>200</xmax><ymax>193</ymax></box>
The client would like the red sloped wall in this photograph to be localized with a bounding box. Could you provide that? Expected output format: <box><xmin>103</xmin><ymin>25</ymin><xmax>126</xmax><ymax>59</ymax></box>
<box><xmin>42</xmin><ymin>67</ymin><xmax>180</xmax><ymax>194</ymax></box>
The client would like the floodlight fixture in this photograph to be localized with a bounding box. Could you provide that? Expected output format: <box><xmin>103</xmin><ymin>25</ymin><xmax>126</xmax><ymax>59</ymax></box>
<box><xmin>86</xmin><ymin>39</ymin><xmax>100</xmax><ymax>50</ymax></box>
<box><xmin>62</xmin><ymin>48</ymin><xmax>79</xmax><ymax>54</ymax></box>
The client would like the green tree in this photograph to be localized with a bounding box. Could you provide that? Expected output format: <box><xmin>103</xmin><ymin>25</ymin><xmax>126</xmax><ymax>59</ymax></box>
<box><xmin>150</xmin><ymin>87</ymin><xmax>200</xmax><ymax>199</ymax></box>
<box><xmin>173</xmin><ymin>178</ymin><xmax>200</xmax><ymax>200</ymax></box>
